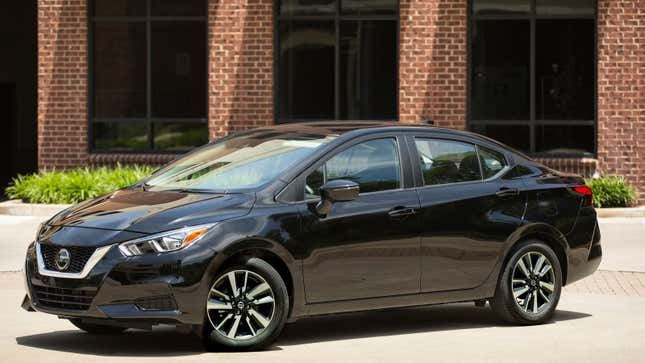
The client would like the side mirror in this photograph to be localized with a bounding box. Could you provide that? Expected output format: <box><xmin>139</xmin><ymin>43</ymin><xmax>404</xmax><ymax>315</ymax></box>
<box><xmin>315</xmin><ymin>179</ymin><xmax>359</xmax><ymax>216</ymax></box>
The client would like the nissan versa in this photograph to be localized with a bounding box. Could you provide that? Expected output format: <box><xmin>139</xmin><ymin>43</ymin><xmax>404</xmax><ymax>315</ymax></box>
<box><xmin>22</xmin><ymin>122</ymin><xmax>601</xmax><ymax>351</ymax></box>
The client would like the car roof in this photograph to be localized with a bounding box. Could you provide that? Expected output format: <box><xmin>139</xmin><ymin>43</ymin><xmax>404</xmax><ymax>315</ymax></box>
<box><xmin>256</xmin><ymin>121</ymin><xmax>458</xmax><ymax>137</ymax></box>
<box><xmin>257</xmin><ymin>121</ymin><xmax>532</xmax><ymax>161</ymax></box>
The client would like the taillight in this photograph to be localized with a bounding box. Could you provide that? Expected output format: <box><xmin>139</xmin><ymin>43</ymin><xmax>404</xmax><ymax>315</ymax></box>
<box><xmin>572</xmin><ymin>185</ymin><xmax>593</xmax><ymax>196</ymax></box>
<box><xmin>570</xmin><ymin>185</ymin><xmax>593</xmax><ymax>206</ymax></box>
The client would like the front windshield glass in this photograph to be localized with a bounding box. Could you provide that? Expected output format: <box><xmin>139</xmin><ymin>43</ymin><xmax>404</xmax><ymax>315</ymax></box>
<box><xmin>145</xmin><ymin>129</ymin><xmax>337</xmax><ymax>192</ymax></box>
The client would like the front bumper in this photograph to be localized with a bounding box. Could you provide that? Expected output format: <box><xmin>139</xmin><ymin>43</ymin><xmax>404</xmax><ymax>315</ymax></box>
<box><xmin>23</xmin><ymin>241</ymin><xmax>217</xmax><ymax>327</ymax></box>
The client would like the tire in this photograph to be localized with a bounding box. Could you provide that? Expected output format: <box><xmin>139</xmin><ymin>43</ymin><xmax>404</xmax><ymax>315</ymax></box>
<box><xmin>202</xmin><ymin>257</ymin><xmax>289</xmax><ymax>351</ymax></box>
<box><xmin>490</xmin><ymin>240</ymin><xmax>562</xmax><ymax>324</ymax></box>
<box><xmin>70</xmin><ymin>319</ymin><xmax>127</xmax><ymax>334</ymax></box>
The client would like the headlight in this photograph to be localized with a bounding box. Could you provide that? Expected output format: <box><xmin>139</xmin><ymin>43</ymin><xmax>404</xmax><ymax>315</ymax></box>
<box><xmin>118</xmin><ymin>224</ymin><xmax>214</xmax><ymax>257</ymax></box>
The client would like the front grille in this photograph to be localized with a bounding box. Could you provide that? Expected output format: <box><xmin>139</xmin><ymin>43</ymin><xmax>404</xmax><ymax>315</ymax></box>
<box><xmin>33</xmin><ymin>285</ymin><xmax>96</xmax><ymax>311</ymax></box>
<box><xmin>135</xmin><ymin>295</ymin><xmax>177</xmax><ymax>311</ymax></box>
<box><xmin>40</xmin><ymin>244</ymin><xmax>96</xmax><ymax>273</ymax></box>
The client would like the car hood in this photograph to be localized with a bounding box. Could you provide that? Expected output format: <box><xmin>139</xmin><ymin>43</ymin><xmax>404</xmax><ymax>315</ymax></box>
<box><xmin>45</xmin><ymin>189</ymin><xmax>256</xmax><ymax>234</ymax></box>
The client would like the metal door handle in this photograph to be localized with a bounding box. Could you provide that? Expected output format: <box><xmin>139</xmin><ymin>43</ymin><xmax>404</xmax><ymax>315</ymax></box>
<box><xmin>496</xmin><ymin>187</ymin><xmax>520</xmax><ymax>197</ymax></box>
<box><xmin>388</xmin><ymin>207</ymin><xmax>417</xmax><ymax>218</ymax></box>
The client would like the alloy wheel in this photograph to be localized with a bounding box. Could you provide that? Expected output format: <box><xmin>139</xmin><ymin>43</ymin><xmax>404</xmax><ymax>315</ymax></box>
<box><xmin>511</xmin><ymin>251</ymin><xmax>556</xmax><ymax>314</ymax></box>
<box><xmin>206</xmin><ymin>269</ymin><xmax>276</xmax><ymax>340</ymax></box>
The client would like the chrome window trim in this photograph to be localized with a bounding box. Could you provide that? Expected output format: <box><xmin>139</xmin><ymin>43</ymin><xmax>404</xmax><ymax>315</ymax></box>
<box><xmin>36</xmin><ymin>243</ymin><xmax>114</xmax><ymax>279</ymax></box>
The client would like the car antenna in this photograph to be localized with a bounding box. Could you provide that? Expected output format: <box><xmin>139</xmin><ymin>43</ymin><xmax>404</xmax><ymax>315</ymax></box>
<box><xmin>420</xmin><ymin>119</ymin><xmax>434</xmax><ymax>125</ymax></box>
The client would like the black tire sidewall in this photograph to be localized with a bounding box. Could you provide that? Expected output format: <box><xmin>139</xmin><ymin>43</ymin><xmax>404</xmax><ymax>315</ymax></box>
<box><xmin>203</xmin><ymin>257</ymin><xmax>289</xmax><ymax>351</ymax></box>
<box><xmin>495</xmin><ymin>241</ymin><xmax>563</xmax><ymax>324</ymax></box>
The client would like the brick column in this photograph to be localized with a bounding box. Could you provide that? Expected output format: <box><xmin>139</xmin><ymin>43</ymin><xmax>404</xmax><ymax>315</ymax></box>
<box><xmin>596</xmin><ymin>0</ymin><xmax>645</xmax><ymax>202</ymax></box>
<box><xmin>399</xmin><ymin>0</ymin><xmax>468</xmax><ymax>129</ymax></box>
<box><xmin>37</xmin><ymin>0</ymin><xmax>89</xmax><ymax>169</ymax></box>
<box><xmin>208</xmin><ymin>0</ymin><xmax>274</xmax><ymax>139</ymax></box>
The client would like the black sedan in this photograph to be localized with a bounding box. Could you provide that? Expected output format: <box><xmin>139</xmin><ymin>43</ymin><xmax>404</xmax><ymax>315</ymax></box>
<box><xmin>22</xmin><ymin>122</ymin><xmax>601</xmax><ymax>351</ymax></box>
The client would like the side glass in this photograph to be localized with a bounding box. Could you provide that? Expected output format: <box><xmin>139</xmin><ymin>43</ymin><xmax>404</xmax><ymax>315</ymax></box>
<box><xmin>414</xmin><ymin>139</ymin><xmax>482</xmax><ymax>186</ymax></box>
<box><xmin>305</xmin><ymin>166</ymin><xmax>325</xmax><ymax>200</ymax></box>
<box><xmin>325</xmin><ymin>138</ymin><xmax>401</xmax><ymax>194</ymax></box>
<box><xmin>477</xmin><ymin>146</ymin><xmax>508</xmax><ymax>179</ymax></box>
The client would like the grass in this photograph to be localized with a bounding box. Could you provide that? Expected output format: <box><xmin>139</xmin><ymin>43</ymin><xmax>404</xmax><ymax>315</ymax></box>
<box><xmin>4</xmin><ymin>164</ymin><xmax>154</xmax><ymax>204</ymax></box>
<box><xmin>586</xmin><ymin>176</ymin><xmax>637</xmax><ymax>208</ymax></box>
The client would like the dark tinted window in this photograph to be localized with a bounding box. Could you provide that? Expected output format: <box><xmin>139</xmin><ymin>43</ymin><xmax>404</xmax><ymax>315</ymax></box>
<box><xmin>93</xmin><ymin>23</ymin><xmax>147</xmax><ymax>118</ymax></box>
<box><xmin>469</xmin><ymin>0</ymin><xmax>596</xmax><ymax>156</ymax></box>
<box><xmin>94</xmin><ymin>0</ymin><xmax>146</xmax><ymax>17</ymax></box>
<box><xmin>470</xmin><ymin>125</ymin><xmax>531</xmax><ymax>153</ymax></box>
<box><xmin>478</xmin><ymin>146</ymin><xmax>508</xmax><ymax>179</ymax></box>
<box><xmin>151</xmin><ymin>0</ymin><xmax>206</xmax><ymax>16</ymax></box>
<box><xmin>277</xmin><ymin>1</ymin><xmax>398</xmax><ymax>122</ymax></box>
<box><xmin>536</xmin><ymin>20</ymin><xmax>594</xmax><ymax>120</ymax></box>
<box><xmin>536</xmin><ymin>125</ymin><xmax>594</xmax><ymax>155</ymax></box>
<box><xmin>151</xmin><ymin>21</ymin><xmax>206</xmax><ymax>118</ymax></box>
<box><xmin>536</xmin><ymin>0</ymin><xmax>595</xmax><ymax>15</ymax></box>
<box><xmin>341</xmin><ymin>0</ymin><xmax>397</xmax><ymax>15</ymax></box>
<box><xmin>278</xmin><ymin>21</ymin><xmax>335</xmax><ymax>120</ymax></box>
<box><xmin>340</xmin><ymin>21</ymin><xmax>397</xmax><ymax>120</ymax></box>
<box><xmin>324</xmin><ymin>138</ymin><xmax>401</xmax><ymax>194</ymax></box>
<box><xmin>503</xmin><ymin>164</ymin><xmax>537</xmax><ymax>179</ymax></box>
<box><xmin>279</xmin><ymin>0</ymin><xmax>335</xmax><ymax>15</ymax></box>
<box><xmin>473</xmin><ymin>0</ymin><xmax>530</xmax><ymax>15</ymax></box>
<box><xmin>90</xmin><ymin>0</ymin><xmax>207</xmax><ymax>152</ymax></box>
<box><xmin>415</xmin><ymin>139</ymin><xmax>482</xmax><ymax>186</ymax></box>
<box><xmin>471</xmin><ymin>20</ymin><xmax>530</xmax><ymax>121</ymax></box>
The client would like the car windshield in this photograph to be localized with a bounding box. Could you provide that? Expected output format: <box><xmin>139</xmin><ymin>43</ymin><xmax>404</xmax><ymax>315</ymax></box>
<box><xmin>145</xmin><ymin>130</ymin><xmax>337</xmax><ymax>192</ymax></box>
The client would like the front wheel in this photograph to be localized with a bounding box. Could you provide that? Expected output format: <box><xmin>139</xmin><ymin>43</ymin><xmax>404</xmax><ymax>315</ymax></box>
<box><xmin>202</xmin><ymin>257</ymin><xmax>289</xmax><ymax>351</ymax></box>
<box><xmin>490</xmin><ymin>240</ymin><xmax>562</xmax><ymax>324</ymax></box>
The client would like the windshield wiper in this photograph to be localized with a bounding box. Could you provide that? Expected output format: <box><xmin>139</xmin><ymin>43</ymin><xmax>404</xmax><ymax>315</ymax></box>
<box><xmin>157</xmin><ymin>188</ymin><xmax>220</xmax><ymax>194</ymax></box>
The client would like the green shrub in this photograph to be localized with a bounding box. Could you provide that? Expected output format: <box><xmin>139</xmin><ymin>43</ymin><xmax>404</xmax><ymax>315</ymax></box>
<box><xmin>585</xmin><ymin>176</ymin><xmax>637</xmax><ymax>208</ymax></box>
<box><xmin>4</xmin><ymin>164</ymin><xmax>154</xmax><ymax>204</ymax></box>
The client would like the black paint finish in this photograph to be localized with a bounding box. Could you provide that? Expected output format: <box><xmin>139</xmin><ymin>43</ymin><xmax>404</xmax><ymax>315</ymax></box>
<box><xmin>23</xmin><ymin>122</ymin><xmax>601</xmax><ymax>328</ymax></box>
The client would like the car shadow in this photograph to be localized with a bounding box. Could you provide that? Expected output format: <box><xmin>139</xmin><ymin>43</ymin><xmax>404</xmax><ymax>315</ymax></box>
<box><xmin>15</xmin><ymin>304</ymin><xmax>591</xmax><ymax>356</ymax></box>
<box><xmin>278</xmin><ymin>303</ymin><xmax>591</xmax><ymax>346</ymax></box>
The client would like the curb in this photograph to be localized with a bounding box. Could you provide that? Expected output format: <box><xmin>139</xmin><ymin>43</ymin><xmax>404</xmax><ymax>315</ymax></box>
<box><xmin>0</xmin><ymin>200</ymin><xmax>70</xmax><ymax>217</ymax></box>
<box><xmin>596</xmin><ymin>206</ymin><xmax>645</xmax><ymax>218</ymax></box>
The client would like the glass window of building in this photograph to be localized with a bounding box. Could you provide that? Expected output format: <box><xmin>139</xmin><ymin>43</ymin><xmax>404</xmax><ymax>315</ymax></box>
<box><xmin>469</xmin><ymin>0</ymin><xmax>596</xmax><ymax>156</ymax></box>
<box><xmin>91</xmin><ymin>0</ymin><xmax>208</xmax><ymax>152</ymax></box>
<box><xmin>277</xmin><ymin>0</ymin><xmax>398</xmax><ymax>122</ymax></box>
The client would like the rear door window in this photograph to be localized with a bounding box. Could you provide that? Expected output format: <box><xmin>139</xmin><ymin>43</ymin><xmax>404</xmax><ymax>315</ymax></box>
<box><xmin>414</xmin><ymin>138</ymin><xmax>482</xmax><ymax>186</ymax></box>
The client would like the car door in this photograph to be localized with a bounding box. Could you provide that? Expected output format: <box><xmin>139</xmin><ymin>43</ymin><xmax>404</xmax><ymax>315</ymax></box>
<box><xmin>408</xmin><ymin>135</ymin><xmax>527</xmax><ymax>293</ymax></box>
<box><xmin>298</xmin><ymin>135</ymin><xmax>422</xmax><ymax>303</ymax></box>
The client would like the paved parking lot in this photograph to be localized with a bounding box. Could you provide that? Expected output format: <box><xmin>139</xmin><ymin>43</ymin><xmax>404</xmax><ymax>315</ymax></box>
<box><xmin>1</xmin><ymin>215</ymin><xmax>644</xmax><ymax>362</ymax></box>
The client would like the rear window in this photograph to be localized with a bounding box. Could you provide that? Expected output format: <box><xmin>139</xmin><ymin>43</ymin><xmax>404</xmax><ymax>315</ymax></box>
<box><xmin>414</xmin><ymin>138</ymin><xmax>482</xmax><ymax>186</ymax></box>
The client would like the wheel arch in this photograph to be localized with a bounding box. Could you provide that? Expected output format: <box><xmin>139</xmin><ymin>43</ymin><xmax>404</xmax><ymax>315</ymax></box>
<box><xmin>502</xmin><ymin>223</ymin><xmax>570</xmax><ymax>285</ymax></box>
<box><xmin>206</xmin><ymin>237</ymin><xmax>303</xmax><ymax>320</ymax></box>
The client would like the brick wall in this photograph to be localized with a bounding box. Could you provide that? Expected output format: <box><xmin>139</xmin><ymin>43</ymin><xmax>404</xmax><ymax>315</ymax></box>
<box><xmin>38</xmin><ymin>0</ymin><xmax>89</xmax><ymax>169</ymax></box>
<box><xmin>596</xmin><ymin>0</ymin><xmax>645</xmax><ymax>202</ymax></box>
<box><xmin>208</xmin><ymin>0</ymin><xmax>274</xmax><ymax>139</ymax></box>
<box><xmin>399</xmin><ymin>0</ymin><xmax>468</xmax><ymax>129</ymax></box>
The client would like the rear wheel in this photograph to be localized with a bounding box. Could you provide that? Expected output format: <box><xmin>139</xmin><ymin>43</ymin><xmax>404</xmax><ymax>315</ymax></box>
<box><xmin>490</xmin><ymin>240</ymin><xmax>562</xmax><ymax>324</ymax></box>
<box><xmin>70</xmin><ymin>319</ymin><xmax>127</xmax><ymax>334</ymax></box>
<box><xmin>202</xmin><ymin>257</ymin><xmax>289</xmax><ymax>351</ymax></box>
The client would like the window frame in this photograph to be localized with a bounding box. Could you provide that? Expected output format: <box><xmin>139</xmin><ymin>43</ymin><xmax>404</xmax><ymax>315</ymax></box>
<box><xmin>466</xmin><ymin>0</ymin><xmax>598</xmax><ymax>157</ymax></box>
<box><xmin>87</xmin><ymin>0</ymin><xmax>209</xmax><ymax>154</ymax></box>
<box><xmin>409</xmin><ymin>135</ymin><xmax>512</xmax><ymax>189</ymax></box>
<box><xmin>273</xmin><ymin>0</ymin><xmax>401</xmax><ymax>123</ymax></box>
<box><xmin>304</xmin><ymin>136</ymin><xmax>405</xmax><ymax>200</ymax></box>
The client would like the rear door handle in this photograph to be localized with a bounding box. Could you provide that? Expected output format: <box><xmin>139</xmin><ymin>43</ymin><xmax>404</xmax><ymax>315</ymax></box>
<box><xmin>496</xmin><ymin>187</ymin><xmax>520</xmax><ymax>197</ymax></box>
<box><xmin>388</xmin><ymin>207</ymin><xmax>418</xmax><ymax>218</ymax></box>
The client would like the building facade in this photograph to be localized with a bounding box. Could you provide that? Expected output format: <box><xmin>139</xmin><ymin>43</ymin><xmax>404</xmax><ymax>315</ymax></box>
<box><xmin>2</xmin><ymin>0</ymin><xmax>643</xmax><ymax>201</ymax></box>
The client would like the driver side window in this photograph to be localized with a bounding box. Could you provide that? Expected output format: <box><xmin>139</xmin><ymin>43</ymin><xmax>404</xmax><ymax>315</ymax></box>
<box><xmin>304</xmin><ymin>138</ymin><xmax>402</xmax><ymax>200</ymax></box>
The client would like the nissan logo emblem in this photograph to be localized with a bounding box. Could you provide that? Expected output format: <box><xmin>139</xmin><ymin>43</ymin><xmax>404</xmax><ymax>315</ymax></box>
<box><xmin>56</xmin><ymin>248</ymin><xmax>71</xmax><ymax>271</ymax></box>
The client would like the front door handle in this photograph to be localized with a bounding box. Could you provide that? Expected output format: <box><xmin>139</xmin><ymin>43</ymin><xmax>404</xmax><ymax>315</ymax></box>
<box><xmin>388</xmin><ymin>207</ymin><xmax>418</xmax><ymax>218</ymax></box>
<box><xmin>496</xmin><ymin>187</ymin><xmax>520</xmax><ymax>197</ymax></box>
